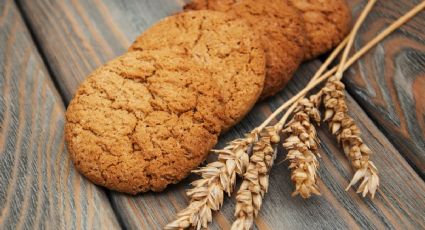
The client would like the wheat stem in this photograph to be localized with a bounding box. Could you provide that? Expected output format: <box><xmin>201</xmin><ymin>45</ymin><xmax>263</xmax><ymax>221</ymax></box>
<box><xmin>325</xmin><ymin>0</ymin><xmax>425</xmax><ymax>198</ymax></box>
<box><xmin>333</xmin><ymin>0</ymin><xmax>425</xmax><ymax>80</ymax></box>
<box><xmin>257</xmin><ymin>37</ymin><xmax>348</xmax><ymax>132</ymax></box>
<box><xmin>335</xmin><ymin>0</ymin><xmax>377</xmax><ymax>80</ymax></box>
<box><xmin>258</xmin><ymin>1</ymin><xmax>424</xmax><ymax>131</ymax></box>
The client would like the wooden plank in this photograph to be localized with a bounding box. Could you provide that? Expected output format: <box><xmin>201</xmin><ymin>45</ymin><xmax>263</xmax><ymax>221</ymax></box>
<box><xmin>17</xmin><ymin>0</ymin><xmax>425</xmax><ymax>229</ymax></box>
<box><xmin>345</xmin><ymin>0</ymin><xmax>425</xmax><ymax>177</ymax></box>
<box><xmin>0</xmin><ymin>1</ymin><xmax>120</xmax><ymax>229</ymax></box>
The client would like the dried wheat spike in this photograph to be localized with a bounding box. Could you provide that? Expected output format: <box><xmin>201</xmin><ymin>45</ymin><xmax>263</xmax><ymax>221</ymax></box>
<box><xmin>322</xmin><ymin>77</ymin><xmax>379</xmax><ymax>198</ymax></box>
<box><xmin>165</xmin><ymin>132</ymin><xmax>257</xmax><ymax>230</ymax></box>
<box><xmin>282</xmin><ymin>97</ymin><xmax>322</xmax><ymax>198</ymax></box>
<box><xmin>232</xmin><ymin>127</ymin><xmax>279</xmax><ymax>230</ymax></box>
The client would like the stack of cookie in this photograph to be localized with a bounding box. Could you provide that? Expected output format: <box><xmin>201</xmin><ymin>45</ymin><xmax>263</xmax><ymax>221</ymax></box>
<box><xmin>65</xmin><ymin>0</ymin><xmax>351</xmax><ymax>194</ymax></box>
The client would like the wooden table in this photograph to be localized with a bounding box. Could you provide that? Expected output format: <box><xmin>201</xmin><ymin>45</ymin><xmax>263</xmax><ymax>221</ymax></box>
<box><xmin>1</xmin><ymin>0</ymin><xmax>424</xmax><ymax>229</ymax></box>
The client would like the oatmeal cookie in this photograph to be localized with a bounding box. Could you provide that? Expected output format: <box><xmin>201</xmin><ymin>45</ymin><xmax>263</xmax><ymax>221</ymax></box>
<box><xmin>129</xmin><ymin>10</ymin><xmax>266</xmax><ymax>129</ymax></box>
<box><xmin>65</xmin><ymin>50</ymin><xmax>224</xmax><ymax>194</ymax></box>
<box><xmin>289</xmin><ymin>0</ymin><xmax>351</xmax><ymax>59</ymax></box>
<box><xmin>183</xmin><ymin>0</ymin><xmax>306</xmax><ymax>98</ymax></box>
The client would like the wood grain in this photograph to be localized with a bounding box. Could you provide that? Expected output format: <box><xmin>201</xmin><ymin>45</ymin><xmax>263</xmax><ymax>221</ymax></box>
<box><xmin>0</xmin><ymin>1</ymin><xmax>120</xmax><ymax>229</ymax></box>
<box><xmin>16</xmin><ymin>0</ymin><xmax>425</xmax><ymax>229</ymax></box>
<box><xmin>345</xmin><ymin>0</ymin><xmax>425</xmax><ymax>177</ymax></box>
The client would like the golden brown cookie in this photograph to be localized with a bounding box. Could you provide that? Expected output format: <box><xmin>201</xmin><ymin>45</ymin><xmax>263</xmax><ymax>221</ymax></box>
<box><xmin>129</xmin><ymin>10</ymin><xmax>266</xmax><ymax>130</ymax></box>
<box><xmin>289</xmin><ymin>0</ymin><xmax>351</xmax><ymax>60</ymax></box>
<box><xmin>65</xmin><ymin>50</ymin><xmax>225</xmax><ymax>194</ymax></box>
<box><xmin>183</xmin><ymin>0</ymin><xmax>306</xmax><ymax>99</ymax></box>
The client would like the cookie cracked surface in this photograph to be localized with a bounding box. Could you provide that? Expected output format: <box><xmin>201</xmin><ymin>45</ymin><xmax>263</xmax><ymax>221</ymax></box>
<box><xmin>65</xmin><ymin>50</ymin><xmax>224</xmax><ymax>194</ymax></box>
<box><xmin>183</xmin><ymin>0</ymin><xmax>307</xmax><ymax>99</ymax></box>
<box><xmin>129</xmin><ymin>10</ymin><xmax>266</xmax><ymax>130</ymax></box>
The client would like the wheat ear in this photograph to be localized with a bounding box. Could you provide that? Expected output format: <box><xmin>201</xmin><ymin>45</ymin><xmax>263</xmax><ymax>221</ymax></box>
<box><xmin>317</xmin><ymin>0</ymin><xmax>379</xmax><ymax>198</ymax></box>
<box><xmin>165</xmin><ymin>132</ymin><xmax>257</xmax><ymax>229</ymax></box>
<box><xmin>282</xmin><ymin>95</ymin><xmax>323</xmax><ymax>198</ymax></box>
<box><xmin>280</xmin><ymin>0</ymin><xmax>375</xmax><ymax>199</ymax></box>
<box><xmin>231</xmin><ymin>127</ymin><xmax>280</xmax><ymax>230</ymax></box>
<box><xmin>322</xmin><ymin>77</ymin><xmax>379</xmax><ymax>198</ymax></box>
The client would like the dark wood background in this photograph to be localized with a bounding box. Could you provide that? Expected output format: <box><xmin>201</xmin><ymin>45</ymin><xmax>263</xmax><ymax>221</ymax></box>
<box><xmin>1</xmin><ymin>0</ymin><xmax>424</xmax><ymax>229</ymax></box>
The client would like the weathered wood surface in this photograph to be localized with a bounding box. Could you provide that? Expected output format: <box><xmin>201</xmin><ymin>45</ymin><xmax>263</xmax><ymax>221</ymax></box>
<box><xmin>16</xmin><ymin>0</ymin><xmax>425</xmax><ymax>229</ymax></box>
<box><xmin>0</xmin><ymin>1</ymin><xmax>120</xmax><ymax>229</ymax></box>
<box><xmin>346</xmin><ymin>0</ymin><xmax>425</xmax><ymax>177</ymax></box>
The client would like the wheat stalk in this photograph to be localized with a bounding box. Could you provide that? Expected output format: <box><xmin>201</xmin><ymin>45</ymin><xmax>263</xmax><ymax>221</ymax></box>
<box><xmin>282</xmin><ymin>96</ymin><xmax>323</xmax><ymax>198</ymax></box>
<box><xmin>316</xmin><ymin>0</ymin><xmax>379</xmax><ymax>199</ymax></box>
<box><xmin>279</xmin><ymin>0</ymin><xmax>376</xmax><ymax>199</ymax></box>
<box><xmin>322</xmin><ymin>77</ymin><xmax>379</xmax><ymax>198</ymax></box>
<box><xmin>231</xmin><ymin>127</ymin><xmax>279</xmax><ymax>230</ymax></box>
<box><xmin>165</xmin><ymin>132</ymin><xmax>257</xmax><ymax>229</ymax></box>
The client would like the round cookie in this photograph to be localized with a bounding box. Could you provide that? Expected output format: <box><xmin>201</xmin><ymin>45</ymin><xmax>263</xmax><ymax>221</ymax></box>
<box><xmin>65</xmin><ymin>50</ymin><xmax>225</xmax><ymax>194</ymax></box>
<box><xmin>129</xmin><ymin>10</ymin><xmax>266</xmax><ymax>130</ymax></box>
<box><xmin>289</xmin><ymin>0</ymin><xmax>351</xmax><ymax>60</ymax></box>
<box><xmin>183</xmin><ymin>0</ymin><xmax>307</xmax><ymax>99</ymax></box>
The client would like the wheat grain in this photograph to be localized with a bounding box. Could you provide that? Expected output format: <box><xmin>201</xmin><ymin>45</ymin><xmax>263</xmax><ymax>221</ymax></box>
<box><xmin>322</xmin><ymin>77</ymin><xmax>379</xmax><ymax>198</ymax></box>
<box><xmin>165</xmin><ymin>132</ymin><xmax>257</xmax><ymax>229</ymax></box>
<box><xmin>282</xmin><ymin>97</ymin><xmax>322</xmax><ymax>198</ymax></box>
<box><xmin>317</xmin><ymin>0</ymin><xmax>379</xmax><ymax>199</ymax></box>
<box><xmin>231</xmin><ymin>127</ymin><xmax>279</xmax><ymax>230</ymax></box>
